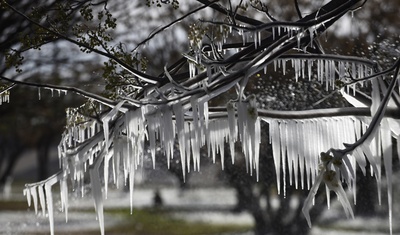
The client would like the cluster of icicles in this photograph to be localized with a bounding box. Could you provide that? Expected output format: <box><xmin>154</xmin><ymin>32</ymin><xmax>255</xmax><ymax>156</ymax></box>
<box><xmin>267</xmin><ymin>116</ymin><xmax>397</xmax><ymax>233</ymax></box>
<box><xmin>0</xmin><ymin>88</ymin><xmax>10</xmax><ymax>105</ymax></box>
<box><xmin>21</xmin><ymin>24</ymin><xmax>396</xmax><ymax>235</ymax></box>
<box><xmin>23</xmin><ymin>96</ymin><xmax>261</xmax><ymax>235</ymax></box>
<box><xmin>23</xmin><ymin>94</ymin><xmax>398</xmax><ymax>235</ymax></box>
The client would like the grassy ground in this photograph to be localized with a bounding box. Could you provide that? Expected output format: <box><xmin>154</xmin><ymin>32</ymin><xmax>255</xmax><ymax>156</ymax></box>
<box><xmin>105</xmin><ymin>208</ymin><xmax>252</xmax><ymax>235</ymax></box>
<box><xmin>0</xmin><ymin>196</ymin><xmax>252</xmax><ymax>235</ymax></box>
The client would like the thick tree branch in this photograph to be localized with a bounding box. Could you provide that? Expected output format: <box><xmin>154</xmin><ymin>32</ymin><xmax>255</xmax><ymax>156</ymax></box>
<box><xmin>209</xmin><ymin>106</ymin><xmax>400</xmax><ymax>120</ymax></box>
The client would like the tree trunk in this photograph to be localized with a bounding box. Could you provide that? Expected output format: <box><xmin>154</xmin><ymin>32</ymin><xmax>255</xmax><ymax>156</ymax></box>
<box><xmin>37</xmin><ymin>136</ymin><xmax>51</xmax><ymax>181</ymax></box>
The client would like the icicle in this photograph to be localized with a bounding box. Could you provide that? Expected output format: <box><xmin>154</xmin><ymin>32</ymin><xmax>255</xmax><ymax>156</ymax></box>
<box><xmin>351</xmin><ymin>62</ymin><xmax>356</xmax><ymax>79</ymax></box>
<box><xmin>247</xmin><ymin>97</ymin><xmax>260</xmax><ymax>180</ymax></box>
<box><xmin>307</xmin><ymin>60</ymin><xmax>312</xmax><ymax>80</ymax></box>
<box><xmin>241</xmin><ymin>29</ymin><xmax>246</xmax><ymax>45</ymax></box>
<box><xmin>227</xmin><ymin>102</ymin><xmax>236</xmax><ymax>164</ymax></box>
<box><xmin>303</xmin><ymin>170</ymin><xmax>324</xmax><ymax>228</ymax></box>
<box><xmin>254</xmin><ymin>31</ymin><xmax>258</xmax><ymax>49</ymax></box>
<box><xmin>202</xmin><ymin>101</ymin><xmax>209</xmax><ymax>144</ymax></box>
<box><xmin>297</xmin><ymin>122</ymin><xmax>305</xmax><ymax>190</ymax></box>
<box><xmin>359</xmin><ymin>64</ymin><xmax>364</xmax><ymax>81</ymax></box>
<box><xmin>330</xmin><ymin>61</ymin><xmax>336</xmax><ymax>90</ymax></box>
<box><xmin>189</xmin><ymin>62</ymin><xmax>196</xmax><ymax>78</ymax></box>
<box><xmin>24</xmin><ymin>188</ymin><xmax>31</xmax><ymax>208</ymax></box>
<box><xmin>90</xmin><ymin>154</ymin><xmax>105</xmax><ymax>235</ymax></box>
<box><xmin>30</xmin><ymin>186</ymin><xmax>39</xmax><ymax>214</ymax></box>
<box><xmin>297</xmin><ymin>32</ymin><xmax>301</xmax><ymax>49</ymax></box>
<box><xmin>38</xmin><ymin>185</ymin><xmax>46</xmax><ymax>215</ymax></box>
<box><xmin>60</xmin><ymin>178</ymin><xmax>69</xmax><ymax>222</ymax></box>
<box><xmin>302</xmin><ymin>121</ymin><xmax>312</xmax><ymax>190</ymax></box>
<box><xmin>272</xmin><ymin>27</ymin><xmax>275</xmax><ymax>40</ymax></box>
<box><xmin>254</xmin><ymin>117</ymin><xmax>260</xmax><ymax>181</ymax></box>
<box><xmin>129</xmin><ymin>145</ymin><xmax>136</xmax><ymax>215</ymax></box>
<box><xmin>317</xmin><ymin>60</ymin><xmax>322</xmax><ymax>82</ymax></box>
<box><xmin>286</xmin><ymin>121</ymin><xmax>295</xmax><ymax>187</ymax></box>
<box><xmin>185</xmin><ymin>122</ymin><xmax>191</xmax><ymax>172</ymax></box>
<box><xmin>381</xmin><ymin>120</ymin><xmax>393</xmax><ymax>235</ymax></box>
<box><xmin>45</xmin><ymin>176</ymin><xmax>58</xmax><ymax>235</ymax></box>
<box><xmin>339</xmin><ymin>61</ymin><xmax>345</xmax><ymax>79</ymax></box>
<box><xmin>325</xmin><ymin>59</ymin><xmax>329</xmax><ymax>90</ymax></box>
<box><xmin>147</xmin><ymin>110</ymin><xmax>158</xmax><ymax>169</ymax></box>
<box><xmin>103</xmin><ymin>150</ymin><xmax>113</xmax><ymax>198</ymax></box>
<box><xmin>325</xmin><ymin>184</ymin><xmax>331</xmax><ymax>209</ymax></box>
<box><xmin>282</xmin><ymin>59</ymin><xmax>286</xmax><ymax>75</ymax></box>
<box><xmin>213</xmin><ymin>119</ymin><xmax>227</xmax><ymax>171</ymax></box>
<box><xmin>269</xmin><ymin>119</ymin><xmax>282</xmax><ymax>194</ymax></box>
<box><xmin>296</xmin><ymin>59</ymin><xmax>301</xmax><ymax>81</ymax></box>
<box><xmin>190</xmin><ymin>97</ymin><xmax>201</xmax><ymax>172</ymax></box>
<box><xmin>160</xmin><ymin>106</ymin><xmax>174</xmax><ymax>169</ymax></box>
<box><xmin>208</xmin><ymin>120</ymin><xmax>216</xmax><ymax>163</ymax></box>
<box><xmin>173</xmin><ymin>102</ymin><xmax>186</xmax><ymax>182</ymax></box>
<box><xmin>237</xmin><ymin>101</ymin><xmax>249</xmax><ymax>173</ymax></box>
<box><xmin>280</xmin><ymin>120</ymin><xmax>287</xmax><ymax>197</ymax></box>
<box><xmin>38</xmin><ymin>88</ymin><xmax>41</xmax><ymax>100</ymax></box>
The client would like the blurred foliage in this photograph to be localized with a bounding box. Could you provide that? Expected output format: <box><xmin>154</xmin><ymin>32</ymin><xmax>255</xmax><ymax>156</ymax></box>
<box><xmin>145</xmin><ymin>0</ymin><xmax>179</xmax><ymax>9</ymax></box>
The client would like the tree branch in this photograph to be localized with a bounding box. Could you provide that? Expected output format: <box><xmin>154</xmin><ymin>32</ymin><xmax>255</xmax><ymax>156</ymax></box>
<box><xmin>132</xmin><ymin>1</ymin><xmax>218</xmax><ymax>52</ymax></box>
<box><xmin>3</xmin><ymin>1</ymin><xmax>162</xmax><ymax>85</ymax></box>
<box><xmin>208</xmin><ymin>106</ymin><xmax>400</xmax><ymax>120</ymax></box>
<box><xmin>0</xmin><ymin>75</ymin><xmax>121</xmax><ymax>108</ymax></box>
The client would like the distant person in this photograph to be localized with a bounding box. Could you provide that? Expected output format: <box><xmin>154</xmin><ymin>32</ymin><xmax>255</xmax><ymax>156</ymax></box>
<box><xmin>153</xmin><ymin>189</ymin><xmax>163</xmax><ymax>208</ymax></box>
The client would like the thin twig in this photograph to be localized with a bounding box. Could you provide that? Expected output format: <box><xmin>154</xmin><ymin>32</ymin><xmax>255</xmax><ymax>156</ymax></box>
<box><xmin>132</xmin><ymin>1</ymin><xmax>218</xmax><ymax>52</ymax></box>
<box><xmin>3</xmin><ymin>1</ymin><xmax>162</xmax><ymax>85</ymax></box>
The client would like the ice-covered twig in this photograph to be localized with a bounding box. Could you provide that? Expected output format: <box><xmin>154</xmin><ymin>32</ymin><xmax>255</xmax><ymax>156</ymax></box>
<box><xmin>337</xmin><ymin>58</ymin><xmax>400</xmax><ymax>155</ymax></box>
<box><xmin>0</xmin><ymin>75</ymin><xmax>118</xmax><ymax>109</ymax></box>
<box><xmin>302</xmin><ymin>168</ymin><xmax>324</xmax><ymax>228</ymax></box>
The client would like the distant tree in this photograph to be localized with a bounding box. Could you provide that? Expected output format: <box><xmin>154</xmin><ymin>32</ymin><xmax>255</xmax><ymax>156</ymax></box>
<box><xmin>0</xmin><ymin>0</ymin><xmax>95</xmax><ymax>184</ymax></box>
<box><xmin>1</xmin><ymin>1</ymin><xmax>399</xmax><ymax>235</ymax></box>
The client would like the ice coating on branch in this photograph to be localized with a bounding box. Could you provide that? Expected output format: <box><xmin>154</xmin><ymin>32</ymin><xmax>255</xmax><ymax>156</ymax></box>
<box><xmin>102</xmin><ymin>101</ymin><xmax>126</xmax><ymax>152</ymax></box>
<box><xmin>324</xmin><ymin>170</ymin><xmax>354</xmax><ymax>220</ymax></box>
<box><xmin>302</xmin><ymin>170</ymin><xmax>324</xmax><ymax>228</ymax></box>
